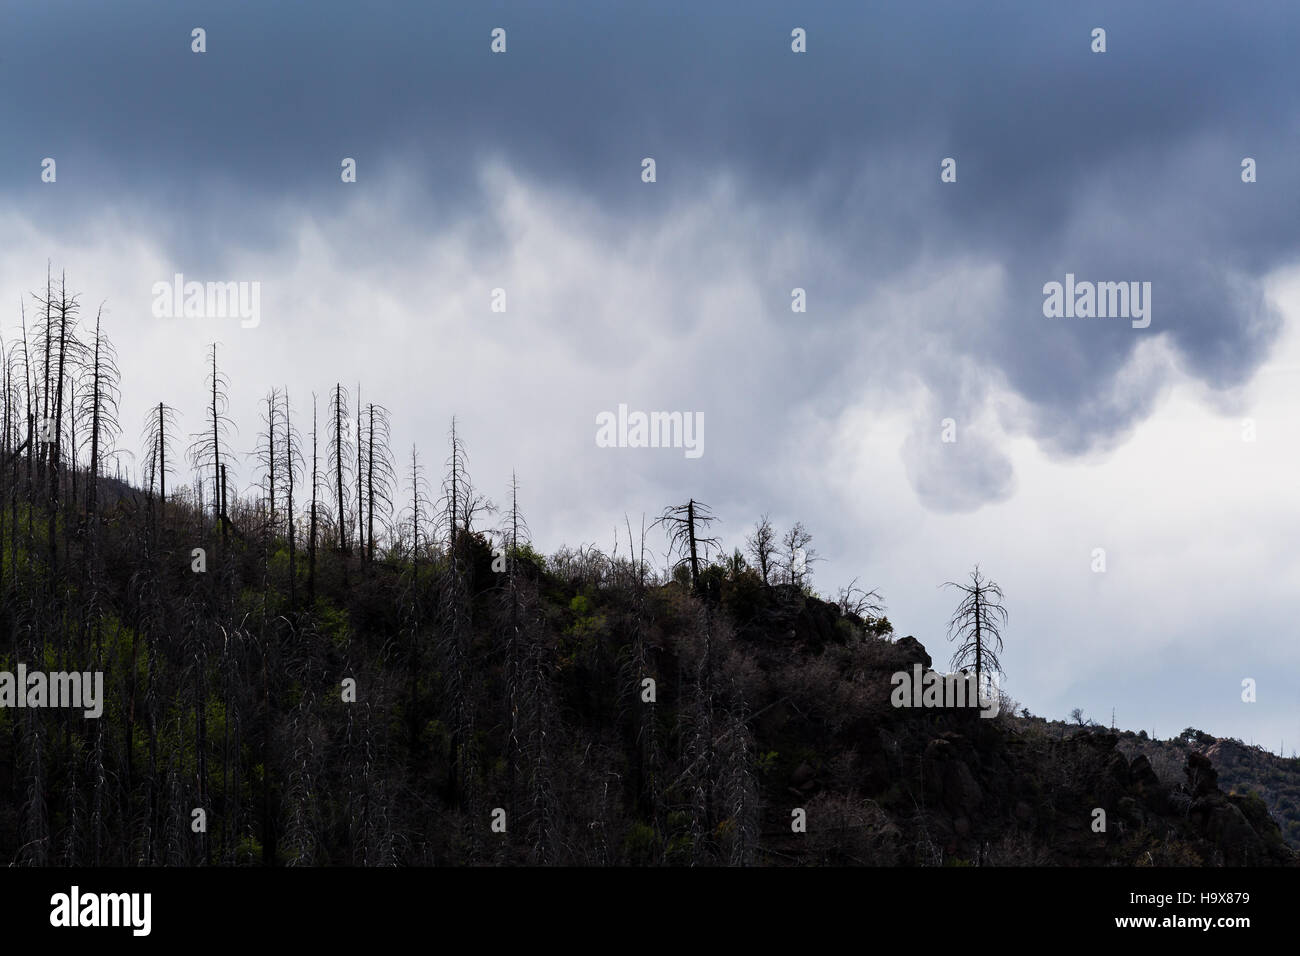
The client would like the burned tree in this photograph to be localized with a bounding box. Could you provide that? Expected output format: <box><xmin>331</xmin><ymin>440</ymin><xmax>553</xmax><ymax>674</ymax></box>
<box><xmin>282</xmin><ymin>389</ymin><xmax>302</xmax><ymax>607</ymax></box>
<box><xmin>943</xmin><ymin>564</ymin><xmax>1008</xmax><ymax>696</ymax></box>
<box><xmin>36</xmin><ymin>271</ymin><xmax>83</xmax><ymax>568</ymax></box>
<box><xmin>355</xmin><ymin>384</ymin><xmax>364</xmax><ymax>559</ymax></box>
<box><xmin>187</xmin><ymin>343</ymin><xmax>235</xmax><ymax>543</ymax></box>
<box><xmin>79</xmin><ymin>306</ymin><xmax>121</xmax><ymax>544</ymax></box>
<box><xmin>253</xmin><ymin>388</ymin><xmax>283</xmax><ymax>538</ymax></box>
<box><xmin>437</xmin><ymin>418</ymin><xmax>492</xmax><ymax>815</ymax></box>
<box><xmin>780</xmin><ymin>521</ymin><xmax>818</xmax><ymax>588</ymax></box>
<box><xmin>256</xmin><ymin>387</ymin><xmax>303</xmax><ymax>600</ymax></box>
<box><xmin>745</xmin><ymin>513</ymin><xmax>777</xmax><ymax>585</ymax></box>
<box><xmin>401</xmin><ymin>445</ymin><xmax>431</xmax><ymax>576</ymax></box>
<box><xmin>836</xmin><ymin>578</ymin><xmax>885</xmax><ymax>619</ymax></box>
<box><xmin>362</xmin><ymin>402</ymin><xmax>395</xmax><ymax>564</ymax></box>
<box><xmin>141</xmin><ymin>402</ymin><xmax>179</xmax><ymax>527</ymax></box>
<box><xmin>656</xmin><ymin>498</ymin><xmax>720</xmax><ymax>592</ymax></box>
<box><xmin>308</xmin><ymin>394</ymin><xmax>322</xmax><ymax>603</ymax></box>
<box><xmin>327</xmin><ymin>383</ymin><xmax>352</xmax><ymax>553</ymax></box>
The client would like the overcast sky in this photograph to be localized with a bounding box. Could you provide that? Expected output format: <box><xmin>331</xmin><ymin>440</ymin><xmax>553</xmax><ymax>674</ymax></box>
<box><xmin>2</xmin><ymin>0</ymin><xmax>1298</xmax><ymax>751</ymax></box>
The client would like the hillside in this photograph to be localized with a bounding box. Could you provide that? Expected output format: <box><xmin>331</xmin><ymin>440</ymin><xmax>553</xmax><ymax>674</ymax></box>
<box><xmin>0</xmin><ymin>473</ymin><xmax>1293</xmax><ymax>866</ymax></box>
<box><xmin>1111</xmin><ymin>729</ymin><xmax>1300</xmax><ymax>851</ymax></box>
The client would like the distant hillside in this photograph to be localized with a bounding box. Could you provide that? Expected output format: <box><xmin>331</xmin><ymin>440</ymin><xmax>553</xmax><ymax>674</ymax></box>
<box><xmin>1104</xmin><ymin>729</ymin><xmax>1300</xmax><ymax>850</ymax></box>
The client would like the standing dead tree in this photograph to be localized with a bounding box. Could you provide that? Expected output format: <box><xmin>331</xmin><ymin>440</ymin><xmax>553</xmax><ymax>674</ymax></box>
<box><xmin>282</xmin><ymin>389</ymin><xmax>302</xmax><ymax>608</ymax></box>
<box><xmin>655</xmin><ymin>498</ymin><xmax>720</xmax><ymax>592</ymax></box>
<box><xmin>745</xmin><ymin>514</ymin><xmax>777</xmax><ymax>585</ymax></box>
<box><xmin>35</xmin><ymin>272</ymin><xmax>83</xmax><ymax>570</ymax></box>
<box><xmin>496</xmin><ymin>471</ymin><xmax>532</xmax><ymax>839</ymax></box>
<box><xmin>780</xmin><ymin>521</ymin><xmax>819</xmax><ymax>588</ymax></box>
<box><xmin>942</xmin><ymin>565</ymin><xmax>1008</xmax><ymax>697</ymax></box>
<box><xmin>79</xmin><ymin>306</ymin><xmax>120</xmax><ymax>553</ymax></box>
<box><xmin>254</xmin><ymin>387</ymin><xmax>303</xmax><ymax>599</ymax></box>
<box><xmin>187</xmin><ymin>344</ymin><xmax>235</xmax><ymax>544</ymax></box>
<box><xmin>441</xmin><ymin>417</ymin><xmax>492</xmax><ymax>549</ymax></box>
<box><xmin>0</xmin><ymin>337</ymin><xmax>16</xmax><ymax>590</ymax></box>
<box><xmin>439</xmin><ymin>419</ymin><xmax>473</xmax><ymax>810</ymax></box>
<box><xmin>654</xmin><ymin>500</ymin><xmax>723</xmax><ymax>859</ymax></box>
<box><xmin>401</xmin><ymin>445</ymin><xmax>432</xmax><ymax>576</ymax></box>
<box><xmin>836</xmin><ymin>578</ymin><xmax>885</xmax><ymax>619</ymax></box>
<box><xmin>308</xmin><ymin>394</ymin><xmax>325</xmax><ymax>603</ymax></box>
<box><xmin>362</xmin><ymin>402</ymin><xmax>395</xmax><ymax>564</ymax></box>
<box><xmin>437</xmin><ymin>418</ymin><xmax>491</xmax><ymax>818</ymax></box>
<box><xmin>615</xmin><ymin>513</ymin><xmax>664</xmax><ymax>843</ymax></box>
<box><xmin>141</xmin><ymin>403</ymin><xmax>179</xmax><ymax>530</ymax></box>
<box><xmin>355</xmin><ymin>384</ymin><xmax>364</xmax><ymax>560</ymax></box>
<box><xmin>397</xmin><ymin>443</ymin><xmax>432</xmax><ymax>731</ymax></box>
<box><xmin>253</xmin><ymin>388</ymin><xmax>284</xmax><ymax>539</ymax></box>
<box><xmin>327</xmin><ymin>383</ymin><xmax>352</xmax><ymax>553</ymax></box>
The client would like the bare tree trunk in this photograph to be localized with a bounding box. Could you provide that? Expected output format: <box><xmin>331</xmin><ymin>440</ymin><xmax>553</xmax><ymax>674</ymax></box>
<box><xmin>39</xmin><ymin>266</ymin><xmax>50</xmax><ymax>500</ymax></box>
<box><xmin>220</xmin><ymin>463</ymin><xmax>228</xmax><ymax>547</ymax></box>
<box><xmin>333</xmin><ymin>384</ymin><xmax>346</xmax><ymax>553</ymax></box>
<box><xmin>267</xmin><ymin>392</ymin><xmax>276</xmax><ymax>537</ymax></box>
<box><xmin>355</xmin><ymin>384</ymin><xmax>364</xmax><ymax>561</ymax></box>
<box><xmin>687</xmin><ymin>499</ymin><xmax>700</xmax><ymax>590</ymax></box>
<box><xmin>49</xmin><ymin>274</ymin><xmax>73</xmax><ymax>571</ymax></box>
<box><xmin>158</xmin><ymin>403</ymin><xmax>166</xmax><ymax>526</ymax></box>
<box><xmin>309</xmin><ymin>396</ymin><xmax>318</xmax><ymax>604</ymax></box>
<box><xmin>285</xmin><ymin>390</ymin><xmax>296</xmax><ymax>611</ymax></box>
<box><xmin>367</xmin><ymin>404</ymin><xmax>375</xmax><ymax>564</ymax></box>
<box><xmin>211</xmin><ymin>346</ymin><xmax>224</xmax><ymax>543</ymax></box>
<box><xmin>85</xmin><ymin>310</ymin><xmax>103</xmax><ymax>538</ymax></box>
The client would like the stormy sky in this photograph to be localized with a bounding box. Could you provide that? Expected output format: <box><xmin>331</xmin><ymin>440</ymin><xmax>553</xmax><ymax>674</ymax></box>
<box><xmin>2</xmin><ymin>0</ymin><xmax>1298</xmax><ymax>750</ymax></box>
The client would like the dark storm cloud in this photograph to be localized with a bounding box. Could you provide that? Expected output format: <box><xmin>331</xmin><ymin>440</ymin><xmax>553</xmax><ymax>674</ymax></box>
<box><xmin>2</xmin><ymin>0</ymin><xmax>1296</xmax><ymax>506</ymax></box>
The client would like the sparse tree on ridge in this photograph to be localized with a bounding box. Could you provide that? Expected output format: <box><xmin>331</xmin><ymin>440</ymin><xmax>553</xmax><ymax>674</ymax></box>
<box><xmin>142</xmin><ymin>401</ymin><xmax>179</xmax><ymax>528</ymax></box>
<box><xmin>836</xmin><ymin>577</ymin><xmax>885</xmax><ymax>619</ymax></box>
<box><xmin>188</xmin><ymin>343</ymin><xmax>235</xmax><ymax>543</ymax></box>
<box><xmin>362</xmin><ymin>402</ymin><xmax>395</xmax><ymax>564</ymax></box>
<box><xmin>943</xmin><ymin>564</ymin><xmax>1007</xmax><ymax>695</ymax></box>
<box><xmin>656</xmin><ymin>498</ymin><xmax>720</xmax><ymax>592</ymax></box>
<box><xmin>780</xmin><ymin>521</ymin><xmax>818</xmax><ymax>588</ymax></box>
<box><xmin>79</xmin><ymin>305</ymin><xmax>120</xmax><ymax>552</ymax></box>
<box><xmin>745</xmin><ymin>514</ymin><xmax>776</xmax><ymax>585</ymax></box>
<box><xmin>327</xmin><ymin>383</ymin><xmax>352</xmax><ymax>553</ymax></box>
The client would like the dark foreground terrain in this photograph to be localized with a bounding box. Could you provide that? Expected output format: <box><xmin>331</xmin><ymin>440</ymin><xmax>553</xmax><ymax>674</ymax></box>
<box><xmin>1</xmin><ymin>472</ymin><xmax>1293</xmax><ymax>866</ymax></box>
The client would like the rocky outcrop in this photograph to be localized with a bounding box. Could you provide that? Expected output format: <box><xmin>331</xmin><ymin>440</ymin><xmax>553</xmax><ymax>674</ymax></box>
<box><xmin>748</xmin><ymin>607</ymin><xmax>1297</xmax><ymax>865</ymax></box>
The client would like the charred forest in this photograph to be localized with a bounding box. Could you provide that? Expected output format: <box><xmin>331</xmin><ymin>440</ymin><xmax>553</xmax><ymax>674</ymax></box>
<box><xmin>0</xmin><ymin>274</ymin><xmax>1293</xmax><ymax>867</ymax></box>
